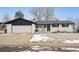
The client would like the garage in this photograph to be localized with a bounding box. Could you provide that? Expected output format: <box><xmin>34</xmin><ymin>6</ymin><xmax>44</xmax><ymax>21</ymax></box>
<box><xmin>12</xmin><ymin>25</ymin><xmax>32</xmax><ymax>33</ymax></box>
<box><xmin>5</xmin><ymin>18</ymin><xmax>36</xmax><ymax>33</ymax></box>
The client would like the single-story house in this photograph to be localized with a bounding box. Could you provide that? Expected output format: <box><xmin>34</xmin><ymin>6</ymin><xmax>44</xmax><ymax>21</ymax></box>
<box><xmin>4</xmin><ymin>18</ymin><xmax>36</xmax><ymax>33</ymax></box>
<box><xmin>4</xmin><ymin>18</ymin><xmax>75</xmax><ymax>33</ymax></box>
<box><xmin>35</xmin><ymin>21</ymin><xmax>75</xmax><ymax>32</ymax></box>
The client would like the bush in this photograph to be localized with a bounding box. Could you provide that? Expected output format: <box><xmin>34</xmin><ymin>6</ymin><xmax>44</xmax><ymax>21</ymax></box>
<box><xmin>35</xmin><ymin>29</ymin><xmax>38</xmax><ymax>32</ymax></box>
<box><xmin>77</xmin><ymin>30</ymin><xmax>79</xmax><ymax>32</ymax></box>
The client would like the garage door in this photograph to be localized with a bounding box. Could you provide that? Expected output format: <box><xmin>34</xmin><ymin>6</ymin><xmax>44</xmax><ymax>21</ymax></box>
<box><xmin>12</xmin><ymin>25</ymin><xmax>32</xmax><ymax>33</ymax></box>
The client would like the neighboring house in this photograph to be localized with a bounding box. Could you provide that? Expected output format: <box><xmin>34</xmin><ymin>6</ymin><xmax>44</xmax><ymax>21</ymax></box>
<box><xmin>4</xmin><ymin>18</ymin><xmax>36</xmax><ymax>33</ymax></box>
<box><xmin>0</xmin><ymin>22</ymin><xmax>5</xmax><ymax>33</ymax></box>
<box><xmin>0</xmin><ymin>22</ymin><xmax>3</xmax><ymax>31</ymax></box>
<box><xmin>35</xmin><ymin>21</ymin><xmax>74</xmax><ymax>32</ymax></box>
<box><xmin>4</xmin><ymin>18</ymin><xmax>75</xmax><ymax>33</ymax></box>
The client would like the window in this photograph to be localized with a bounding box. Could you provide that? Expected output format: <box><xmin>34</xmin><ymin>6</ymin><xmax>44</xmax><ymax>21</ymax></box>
<box><xmin>52</xmin><ymin>24</ymin><xmax>59</xmax><ymax>27</ymax></box>
<box><xmin>44</xmin><ymin>25</ymin><xmax>46</xmax><ymax>28</ymax></box>
<box><xmin>37</xmin><ymin>25</ymin><xmax>46</xmax><ymax>28</ymax></box>
<box><xmin>62</xmin><ymin>24</ymin><xmax>69</xmax><ymax>27</ymax></box>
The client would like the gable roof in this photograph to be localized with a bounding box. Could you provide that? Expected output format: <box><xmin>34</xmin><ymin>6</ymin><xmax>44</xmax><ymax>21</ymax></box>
<box><xmin>4</xmin><ymin>18</ymin><xmax>36</xmax><ymax>25</ymax></box>
<box><xmin>36</xmin><ymin>21</ymin><xmax>74</xmax><ymax>24</ymax></box>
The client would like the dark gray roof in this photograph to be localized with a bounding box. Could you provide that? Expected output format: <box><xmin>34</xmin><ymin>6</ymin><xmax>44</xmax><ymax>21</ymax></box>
<box><xmin>36</xmin><ymin>21</ymin><xmax>74</xmax><ymax>24</ymax></box>
<box><xmin>0</xmin><ymin>22</ymin><xmax>2</xmax><ymax>24</ymax></box>
<box><xmin>4</xmin><ymin>18</ymin><xmax>36</xmax><ymax>25</ymax></box>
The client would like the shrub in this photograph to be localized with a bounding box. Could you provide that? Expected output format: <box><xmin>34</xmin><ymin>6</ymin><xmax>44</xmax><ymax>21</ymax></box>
<box><xmin>77</xmin><ymin>30</ymin><xmax>79</xmax><ymax>32</ymax></box>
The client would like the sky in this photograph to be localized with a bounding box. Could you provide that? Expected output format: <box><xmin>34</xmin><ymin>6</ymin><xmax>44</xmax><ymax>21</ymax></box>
<box><xmin>0</xmin><ymin>7</ymin><xmax>79</xmax><ymax>21</ymax></box>
<box><xmin>54</xmin><ymin>7</ymin><xmax>79</xmax><ymax>20</ymax></box>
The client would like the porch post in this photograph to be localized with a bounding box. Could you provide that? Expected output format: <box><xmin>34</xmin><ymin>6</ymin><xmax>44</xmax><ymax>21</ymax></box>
<box><xmin>59</xmin><ymin>24</ymin><xmax>62</xmax><ymax>31</ymax></box>
<box><xmin>50</xmin><ymin>25</ymin><xmax>52</xmax><ymax>32</ymax></box>
<box><xmin>6</xmin><ymin>24</ymin><xmax>12</xmax><ymax>33</ymax></box>
<box><xmin>32</xmin><ymin>24</ymin><xmax>35</xmax><ymax>33</ymax></box>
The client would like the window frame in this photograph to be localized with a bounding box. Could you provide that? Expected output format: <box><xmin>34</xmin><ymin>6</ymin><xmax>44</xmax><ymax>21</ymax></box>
<box><xmin>52</xmin><ymin>24</ymin><xmax>59</xmax><ymax>27</ymax></box>
<box><xmin>62</xmin><ymin>24</ymin><xmax>69</xmax><ymax>27</ymax></box>
<box><xmin>37</xmin><ymin>24</ymin><xmax>46</xmax><ymax>28</ymax></box>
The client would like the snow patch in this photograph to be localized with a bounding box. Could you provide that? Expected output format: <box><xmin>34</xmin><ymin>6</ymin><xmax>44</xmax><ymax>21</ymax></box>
<box><xmin>30</xmin><ymin>34</ymin><xmax>50</xmax><ymax>42</ymax></box>
<box><xmin>63</xmin><ymin>40</ymin><xmax>79</xmax><ymax>43</ymax></box>
<box><xmin>30</xmin><ymin>34</ymin><xmax>79</xmax><ymax>43</ymax></box>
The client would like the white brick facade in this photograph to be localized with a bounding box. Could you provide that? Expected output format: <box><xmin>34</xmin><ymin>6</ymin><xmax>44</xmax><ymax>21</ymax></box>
<box><xmin>50</xmin><ymin>24</ymin><xmax>74</xmax><ymax>32</ymax></box>
<box><xmin>36</xmin><ymin>24</ymin><xmax>74</xmax><ymax>32</ymax></box>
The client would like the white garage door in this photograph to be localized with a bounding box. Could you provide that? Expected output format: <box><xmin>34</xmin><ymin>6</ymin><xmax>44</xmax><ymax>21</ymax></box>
<box><xmin>12</xmin><ymin>25</ymin><xmax>32</xmax><ymax>33</ymax></box>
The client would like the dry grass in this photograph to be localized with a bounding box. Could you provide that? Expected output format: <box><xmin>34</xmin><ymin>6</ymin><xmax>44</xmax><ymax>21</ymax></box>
<box><xmin>45</xmin><ymin>33</ymin><xmax>79</xmax><ymax>40</ymax></box>
<box><xmin>28</xmin><ymin>42</ymin><xmax>79</xmax><ymax>48</ymax></box>
<box><xmin>0</xmin><ymin>33</ymin><xmax>32</xmax><ymax>46</ymax></box>
<box><xmin>0</xmin><ymin>33</ymin><xmax>79</xmax><ymax>47</ymax></box>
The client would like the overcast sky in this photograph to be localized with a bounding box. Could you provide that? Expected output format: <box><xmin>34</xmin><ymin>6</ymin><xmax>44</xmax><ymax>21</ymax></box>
<box><xmin>0</xmin><ymin>7</ymin><xmax>79</xmax><ymax>21</ymax></box>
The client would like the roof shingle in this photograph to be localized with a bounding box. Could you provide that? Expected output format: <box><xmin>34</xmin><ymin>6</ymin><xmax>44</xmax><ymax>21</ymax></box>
<box><xmin>4</xmin><ymin>18</ymin><xmax>36</xmax><ymax>25</ymax></box>
<box><xmin>36</xmin><ymin>21</ymin><xmax>74</xmax><ymax>24</ymax></box>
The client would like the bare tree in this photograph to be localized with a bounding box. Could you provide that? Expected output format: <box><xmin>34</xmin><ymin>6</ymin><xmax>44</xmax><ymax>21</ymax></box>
<box><xmin>31</xmin><ymin>7</ymin><xmax>54</xmax><ymax>21</ymax></box>
<box><xmin>66</xmin><ymin>17</ymin><xmax>79</xmax><ymax>32</ymax></box>
<box><xmin>75</xmin><ymin>18</ymin><xmax>79</xmax><ymax>31</ymax></box>
<box><xmin>43</xmin><ymin>7</ymin><xmax>54</xmax><ymax>21</ymax></box>
<box><xmin>15</xmin><ymin>11</ymin><xmax>24</xmax><ymax>18</ymax></box>
<box><xmin>2</xmin><ymin>13</ymin><xmax>11</xmax><ymax>23</ymax></box>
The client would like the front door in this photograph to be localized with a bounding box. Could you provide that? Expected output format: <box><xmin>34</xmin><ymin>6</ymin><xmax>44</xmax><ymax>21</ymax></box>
<box><xmin>47</xmin><ymin>24</ymin><xmax>50</xmax><ymax>31</ymax></box>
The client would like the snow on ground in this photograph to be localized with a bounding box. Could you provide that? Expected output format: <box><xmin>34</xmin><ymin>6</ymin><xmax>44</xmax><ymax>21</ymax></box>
<box><xmin>61</xmin><ymin>48</ymin><xmax>79</xmax><ymax>50</ymax></box>
<box><xmin>30</xmin><ymin>34</ymin><xmax>79</xmax><ymax>43</ymax></box>
<box><xmin>31</xmin><ymin>46</ymin><xmax>52</xmax><ymax>51</ymax></box>
<box><xmin>63</xmin><ymin>40</ymin><xmax>79</xmax><ymax>43</ymax></box>
<box><xmin>30</xmin><ymin>34</ymin><xmax>50</xmax><ymax>42</ymax></box>
<box><xmin>21</xmin><ymin>34</ymin><xmax>79</xmax><ymax>52</ymax></box>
